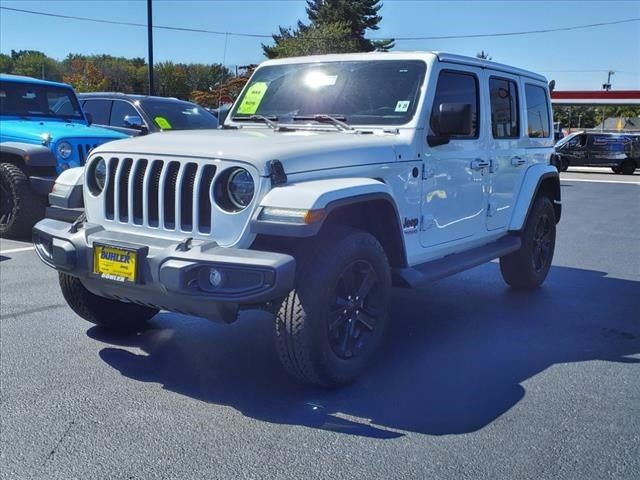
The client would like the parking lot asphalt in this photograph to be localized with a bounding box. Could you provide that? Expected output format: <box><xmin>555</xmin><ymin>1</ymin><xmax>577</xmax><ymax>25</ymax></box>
<box><xmin>1</xmin><ymin>169</ymin><xmax>639</xmax><ymax>480</ymax></box>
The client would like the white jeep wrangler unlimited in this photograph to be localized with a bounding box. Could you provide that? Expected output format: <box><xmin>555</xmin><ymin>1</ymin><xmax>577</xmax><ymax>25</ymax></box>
<box><xmin>33</xmin><ymin>52</ymin><xmax>560</xmax><ymax>386</ymax></box>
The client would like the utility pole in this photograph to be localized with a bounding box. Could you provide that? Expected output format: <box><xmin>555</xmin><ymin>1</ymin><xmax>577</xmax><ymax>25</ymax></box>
<box><xmin>147</xmin><ymin>0</ymin><xmax>154</xmax><ymax>96</ymax></box>
<box><xmin>602</xmin><ymin>70</ymin><xmax>614</xmax><ymax>91</ymax></box>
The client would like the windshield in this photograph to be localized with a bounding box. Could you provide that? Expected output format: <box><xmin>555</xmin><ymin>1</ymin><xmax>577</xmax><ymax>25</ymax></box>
<box><xmin>230</xmin><ymin>60</ymin><xmax>427</xmax><ymax>126</ymax></box>
<box><xmin>141</xmin><ymin>99</ymin><xmax>218</xmax><ymax>130</ymax></box>
<box><xmin>0</xmin><ymin>81</ymin><xmax>84</xmax><ymax>120</ymax></box>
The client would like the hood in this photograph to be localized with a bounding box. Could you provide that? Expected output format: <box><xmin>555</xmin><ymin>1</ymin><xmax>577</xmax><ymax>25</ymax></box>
<box><xmin>0</xmin><ymin>119</ymin><xmax>128</xmax><ymax>143</ymax></box>
<box><xmin>91</xmin><ymin>128</ymin><xmax>409</xmax><ymax>175</ymax></box>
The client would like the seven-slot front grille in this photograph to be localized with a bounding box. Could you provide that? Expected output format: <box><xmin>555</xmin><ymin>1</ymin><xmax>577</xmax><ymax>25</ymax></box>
<box><xmin>102</xmin><ymin>157</ymin><xmax>217</xmax><ymax>233</ymax></box>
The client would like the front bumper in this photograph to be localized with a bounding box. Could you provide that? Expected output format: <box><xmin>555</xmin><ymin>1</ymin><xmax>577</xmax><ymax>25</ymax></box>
<box><xmin>32</xmin><ymin>219</ymin><xmax>296</xmax><ymax>323</ymax></box>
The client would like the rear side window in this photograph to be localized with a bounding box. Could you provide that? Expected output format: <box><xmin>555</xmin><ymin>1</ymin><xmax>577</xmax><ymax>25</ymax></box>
<box><xmin>525</xmin><ymin>84</ymin><xmax>550</xmax><ymax>138</ymax></box>
<box><xmin>83</xmin><ymin>99</ymin><xmax>111</xmax><ymax>125</ymax></box>
<box><xmin>430</xmin><ymin>70</ymin><xmax>479</xmax><ymax>138</ymax></box>
<box><xmin>489</xmin><ymin>77</ymin><xmax>519</xmax><ymax>138</ymax></box>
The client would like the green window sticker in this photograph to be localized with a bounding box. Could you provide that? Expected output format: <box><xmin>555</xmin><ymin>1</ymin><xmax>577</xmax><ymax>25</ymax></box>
<box><xmin>154</xmin><ymin>116</ymin><xmax>172</xmax><ymax>129</ymax></box>
<box><xmin>237</xmin><ymin>82</ymin><xmax>268</xmax><ymax>115</ymax></box>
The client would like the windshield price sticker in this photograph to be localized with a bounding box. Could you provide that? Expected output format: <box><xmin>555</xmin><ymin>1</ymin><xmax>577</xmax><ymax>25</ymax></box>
<box><xmin>154</xmin><ymin>116</ymin><xmax>172</xmax><ymax>129</ymax></box>
<box><xmin>237</xmin><ymin>82</ymin><xmax>268</xmax><ymax>115</ymax></box>
<box><xmin>395</xmin><ymin>100</ymin><xmax>410</xmax><ymax>112</ymax></box>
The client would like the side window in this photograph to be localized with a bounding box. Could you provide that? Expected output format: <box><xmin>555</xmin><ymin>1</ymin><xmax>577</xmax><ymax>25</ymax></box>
<box><xmin>83</xmin><ymin>99</ymin><xmax>111</xmax><ymax>125</ymax></box>
<box><xmin>489</xmin><ymin>77</ymin><xmax>519</xmax><ymax>138</ymax></box>
<box><xmin>430</xmin><ymin>70</ymin><xmax>479</xmax><ymax>138</ymax></box>
<box><xmin>110</xmin><ymin>100</ymin><xmax>140</xmax><ymax>127</ymax></box>
<box><xmin>525</xmin><ymin>84</ymin><xmax>550</xmax><ymax>138</ymax></box>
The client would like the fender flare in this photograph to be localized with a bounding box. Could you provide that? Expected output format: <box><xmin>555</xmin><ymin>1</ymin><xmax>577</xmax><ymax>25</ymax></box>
<box><xmin>250</xmin><ymin>177</ymin><xmax>407</xmax><ymax>261</ymax></box>
<box><xmin>48</xmin><ymin>166</ymin><xmax>84</xmax><ymax>209</ymax></box>
<box><xmin>508</xmin><ymin>164</ymin><xmax>561</xmax><ymax>232</ymax></box>
<box><xmin>0</xmin><ymin>142</ymin><xmax>57</xmax><ymax>167</ymax></box>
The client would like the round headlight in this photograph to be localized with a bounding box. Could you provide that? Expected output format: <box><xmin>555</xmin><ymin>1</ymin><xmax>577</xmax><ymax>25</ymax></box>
<box><xmin>88</xmin><ymin>158</ymin><xmax>107</xmax><ymax>195</ymax></box>
<box><xmin>226</xmin><ymin>168</ymin><xmax>254</xmax><ymax>209</ymax></box>
<box><xmin>56</xmin><ymin>141</ymin><xmax>73</xmax><ymax>159</ymax></box>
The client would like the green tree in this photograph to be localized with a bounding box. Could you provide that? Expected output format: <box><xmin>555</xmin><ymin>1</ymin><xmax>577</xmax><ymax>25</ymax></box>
<box><xmin>155</xmin><ymin>62</ymin><xmax>191</xmax><ymax>99</ymax></box>
<box><xmin>264</xmin><ymin>22</ymin><xmax>359</xmax><ymax>59</ymax></box>
<box><xmin>184</xmin><ymin>63</ymin><xmax>233</xmax><ymax>92</ymax></box>
<box><xmin>263</xmin><ymin>0</ymin><xmax>392</xmax><ymax>58</ymax></box>
<box><xmin>0</xmin><ymin>54</ymin><xmax>13</xmax><ymax>74</ymax></box>
<box><xmin>12</xmin><ymin>51</ymin><xmax>62</xmax><ymax>81</ymax></box>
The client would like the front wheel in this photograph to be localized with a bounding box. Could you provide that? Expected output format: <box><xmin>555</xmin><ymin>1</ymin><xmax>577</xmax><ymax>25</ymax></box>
<box><xmin>500</xmin><ymin>196</ymin><xmax>556</xmax><ymax>289</ymax></box>
<box><xmin>275</xmin><ymin>227</ymin><xmax>391</xmax><ymax>387</ymax></box>
<box><xmin>59</xmin><ymin>273</ymin><xmax>158</xmax><ymax>331</ymax></box>
<box><xmin>0</xmin><ymin>162</ymin><xmax>45</xmax><ymax>238</ymax></box>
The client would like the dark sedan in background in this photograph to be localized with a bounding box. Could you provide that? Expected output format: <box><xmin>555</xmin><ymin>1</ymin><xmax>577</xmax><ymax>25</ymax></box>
<box><xmin>78</xmin><ymin>93</ymin><xmax>219</xmax><ymax>136</ymax></box>
<box><xmin>555</xmin><ymin>130</ymin><xmax>639</xmax><ymax>174</ymax></box>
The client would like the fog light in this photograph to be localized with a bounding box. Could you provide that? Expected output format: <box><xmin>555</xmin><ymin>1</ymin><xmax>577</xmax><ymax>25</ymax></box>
<box><xmin>208</xmin><ymin>268</ymin><xmax>223</xmax><ymax>288</ymax></box>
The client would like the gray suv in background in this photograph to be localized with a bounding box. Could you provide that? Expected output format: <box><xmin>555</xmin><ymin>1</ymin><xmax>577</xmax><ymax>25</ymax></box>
<box><xmin>78</xmin><ymin>93</ymin><xmax>219</xmax><ymax>136</ymax></box>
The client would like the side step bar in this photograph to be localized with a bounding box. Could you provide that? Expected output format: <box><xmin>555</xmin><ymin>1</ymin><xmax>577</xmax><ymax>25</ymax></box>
<box><xmin>393</xmin><ymin>235</ymin><xmax>522</xmax><ymax>288</ymax></box>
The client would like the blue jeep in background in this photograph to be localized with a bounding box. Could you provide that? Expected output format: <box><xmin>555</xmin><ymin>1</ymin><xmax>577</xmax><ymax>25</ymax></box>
<box><xmin>0</xmin><ymin>74</ymin><xmax>128</xmax><ymax>237</ymax></box>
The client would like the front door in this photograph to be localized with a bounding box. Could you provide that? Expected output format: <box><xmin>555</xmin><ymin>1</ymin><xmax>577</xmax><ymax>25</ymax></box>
<box><xmin>420</xmin><ymin>68</ymin><xmax>489</xmax><ymax>248</ymax></box>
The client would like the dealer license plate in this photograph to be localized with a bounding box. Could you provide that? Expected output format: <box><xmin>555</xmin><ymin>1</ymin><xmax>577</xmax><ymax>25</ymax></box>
<box><xmin>93</xmin><ymin>244</ymin><xmax>138</xmax><ymax>283</ymax></box>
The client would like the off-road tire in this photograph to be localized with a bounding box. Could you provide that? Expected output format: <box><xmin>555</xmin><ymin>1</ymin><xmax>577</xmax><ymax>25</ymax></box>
<box><xmin>500</xmin><ymin>196</ymin><xmax>556</xmax><ymax>290</ymax></box>
<box><xmin>0</xmin><ymin>162</ymin><xmax>45</xmax><ymax>238</ymax></box>
<box><xmin>59</xmin><ymin>272</ymin><xmax>158</xmax><ymax>331</ymax></box>
<box><xmin>275</xmin><ymin>226</ymin><xmax>391</xmax><ymax>387</ymax></box>
<box><xmin>620</xmin><ymin>159</ymin><xmax>637</xmax><ymax>175</ymax></box>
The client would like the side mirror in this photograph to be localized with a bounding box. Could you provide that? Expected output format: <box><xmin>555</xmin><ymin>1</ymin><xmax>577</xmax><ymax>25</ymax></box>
<box><xmin>434</xmin><ymin>103</ymin><xmax>473</xmax><ymax>136</ymax></box>
<box><xmin>124</xmin><ymin>114</ymin><xmax>144</xmax><ymax>129</ymax></box>
<box><xmin>85</xmin><ymin>112</ymin><xmax>93</xmax><ymax>125</ymax></box>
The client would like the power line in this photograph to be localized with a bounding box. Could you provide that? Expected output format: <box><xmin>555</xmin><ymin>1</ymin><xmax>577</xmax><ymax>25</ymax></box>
<box><xmin>1</xmin><ymin>6</ymin><xmax>638</xmax><ymax>41</ymax></box>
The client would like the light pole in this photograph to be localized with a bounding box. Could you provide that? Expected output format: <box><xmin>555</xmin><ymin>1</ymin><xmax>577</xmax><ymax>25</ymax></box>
<box><xmin>602</xmin><ymin>70</ymin><xmax>614</xmax><ymax>91</ymax></box>
<box><xmin>147</xmin><ymin>0</ymin><xmax>154</xmax><ymax>96</ymax></box>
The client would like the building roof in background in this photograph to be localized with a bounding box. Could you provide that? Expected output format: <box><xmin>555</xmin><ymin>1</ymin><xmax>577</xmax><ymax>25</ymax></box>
<box><xmin>551</xmin><ymin>90</ymin><xmax>640</xmax><ymax>105</ymax></box>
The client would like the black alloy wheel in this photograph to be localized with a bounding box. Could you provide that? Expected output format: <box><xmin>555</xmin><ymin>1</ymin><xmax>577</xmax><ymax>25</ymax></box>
<box><xmin>327</xmin><ymin>259</ymin><xmax>382</xmax><ymax>360</ymax></box>
<box><xmin>532</xmin><ymin>211</ymin><xmax>553</xmax><ymax>274</ymax></box>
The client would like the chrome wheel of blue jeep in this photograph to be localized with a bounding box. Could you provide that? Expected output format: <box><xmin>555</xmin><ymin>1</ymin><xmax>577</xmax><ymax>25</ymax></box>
<box><xmin>328</xmin><ymin>259</ymin><xmax>382</xmax><ymax>360</ymax></box>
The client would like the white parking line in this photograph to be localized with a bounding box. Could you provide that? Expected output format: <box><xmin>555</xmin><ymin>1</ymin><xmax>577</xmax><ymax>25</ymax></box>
<box><xmin>561</xmin><ymin>177</ymin><xmax>640</xmax><ymax>185</ymax></box>
<box><xmin>0</xmin><ymin>246</ymin><xmax>35</xmax><ymax>255</ymax></box>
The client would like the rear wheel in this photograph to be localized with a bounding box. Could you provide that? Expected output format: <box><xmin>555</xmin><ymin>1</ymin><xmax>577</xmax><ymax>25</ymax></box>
<box><xmin>500</xmin><ymin>196</ymin><xmax>556</xmax><ymax>289</ymax></box>
<box><xmin>0</xmin><ymin>162</ymin><xmax>45</xmax><ymax>238</ymax></box>
<box><xmin>620</xmin><ymin>159</ymin><xmax>637</xmax><ymax>175</ymax></box>
<box><xmin>275</xmin><ymin>227</ymin><xmax>391</xmax><ymax>387</ymax></box>
<box><xmin>59</xmin><ymin>273</ymin><xmax>158</xmax><ymax>331</ymax></box>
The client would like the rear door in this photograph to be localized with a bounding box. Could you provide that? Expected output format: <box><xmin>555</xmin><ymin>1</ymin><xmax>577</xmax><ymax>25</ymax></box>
<box><xmin>485</xmin><ymin>72</ymin><xmax>526</xmax><ymax>230</ymax></box>
<box><xmin>82</xmin><ymin>99</ymin><xmax>112</xmax><ymax>129</ymax></box>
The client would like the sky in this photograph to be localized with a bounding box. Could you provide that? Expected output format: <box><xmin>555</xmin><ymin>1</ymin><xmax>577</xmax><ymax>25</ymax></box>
<box><xmin>1</xmin><ymin>0</ymin><xmax>639</xmax><ymax>90</ymax></box>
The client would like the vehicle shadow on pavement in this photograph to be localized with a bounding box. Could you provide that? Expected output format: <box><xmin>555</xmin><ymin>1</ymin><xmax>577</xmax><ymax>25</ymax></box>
<box><xmin>89</xmin><ymin>263</ymin><xmax>640</xmax><ymax>438</ymax></box>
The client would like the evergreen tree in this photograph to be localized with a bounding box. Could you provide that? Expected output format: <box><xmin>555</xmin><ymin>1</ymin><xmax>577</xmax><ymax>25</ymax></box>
<box><xmin>263</xmin><ymin>0</ymin><xmax>393</xmax><ymax>59</ymax></box>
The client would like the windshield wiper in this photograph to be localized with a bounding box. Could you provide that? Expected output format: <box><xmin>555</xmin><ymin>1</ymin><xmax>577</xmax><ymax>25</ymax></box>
<box><xmin>232</xmin><ymin>115</ymin><xmax>279</xmax><ymax>129</ymax></box>
<box><xmin>292</xmin><ymin>114</ymin><xmax>353</xmax><ymax>132</ymax></box>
